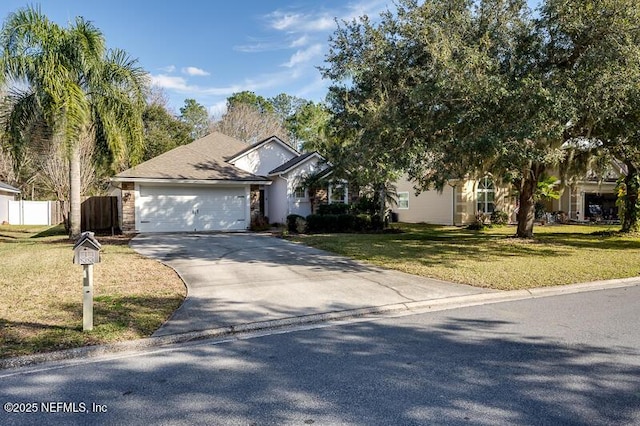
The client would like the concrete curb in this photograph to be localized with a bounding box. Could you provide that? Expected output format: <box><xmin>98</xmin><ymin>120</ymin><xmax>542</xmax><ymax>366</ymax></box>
<box><xmin>1</xmin><ymin>277</ymin><xmax>638</xmax><ymax>371</ymax></box>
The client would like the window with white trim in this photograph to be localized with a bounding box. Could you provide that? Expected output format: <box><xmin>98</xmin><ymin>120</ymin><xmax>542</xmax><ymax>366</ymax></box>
<box><xmin>397</xmin><ymin>192</ymin><xmax>409</xmax><ymax>209</ymax></box>
<box><xmin>328</xmin><ymin>183</ymin><xmax>348</xmax><ymax>204</ymax></box>
<box><xmin>477</xmin><ymin>176</ymin><xmax>495</xmax><ymax>214</ymax></box>
<box><xmin>294</xmin><ymin>186</ymin><xmax>306</xmax><ymax>199</ymax></box>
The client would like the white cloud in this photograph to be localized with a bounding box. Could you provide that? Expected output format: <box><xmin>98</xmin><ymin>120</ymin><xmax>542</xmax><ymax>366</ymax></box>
<box><xmin>182</xmin><ymin>66</ymin><xmax>210</xmax><ymax>76</ymax></box>
<box><xmin>344</xmin><ymin>0</ymin><xmax>389</xmax><ymax>21</ymax></box>
<box><xmin>234</xmin><ymin>37</ymin><xmax>286</xmax><ymax>53</ymax></box>
<box><xmin>282</xmin><ymin>44</ymin><xmax>323</xmax><ymax>68</ymax></box>
<box><xmin>267</xmin><ymin>11</ymin><xmax>335</xmax><ymax>33</ymax></box>
<box><xmin>265</xmin><ymin>1</ymin><xmax>390</xmax><ymax>34</ymax></box>
<box><xmin>208</xmin><ymin>100</ymin><xmax>228</xmax><ymax>120</ymax></box>
<box><xmin>290</xmin><ymin>35</ymin><xmax>309</xmax><ymax>48</ymax></box>
<box><xmin>150</xmin><ymin>74</ymin><xmax>193</xmax><ymax>92</ymax></box>
<box><xmin>159</xmin><ymin>65</ymin><xmax>176</xmax><ymax>73</ymax></box>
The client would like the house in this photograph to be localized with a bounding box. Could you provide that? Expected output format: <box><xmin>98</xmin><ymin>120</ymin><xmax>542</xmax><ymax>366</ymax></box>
<box><xmin>549</xmin><ymin>162</ymin><xmax>625</xmax><ymax>222</ymax></box>
<box><xmin>392</xmin><ymin>162</ymin><xmax>624</xmax><ymax>226</ymax></box>
<box><xmin>111</xmin><ymin>132</ymin><xmax>336</xmax><ymax>233</ymax></box>
<box><xmin>0</xmin><ymin>181</ymin><xmax>21</xmax><ymax>224</ymax></box>
<box><xmin>392</xmin><ymin>175</ymin><xmax>517</xmax><ymax>226</ymax></box>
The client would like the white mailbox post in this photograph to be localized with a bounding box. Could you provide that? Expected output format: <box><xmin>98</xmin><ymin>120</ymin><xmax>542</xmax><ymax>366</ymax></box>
<box><xmin>73</xmin><ymin>232</ymin><xmax>101</xmax><ymax>331</ymax></box>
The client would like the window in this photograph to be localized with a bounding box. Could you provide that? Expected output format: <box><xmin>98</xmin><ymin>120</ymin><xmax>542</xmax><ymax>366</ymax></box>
<box><xmin>328</xmin><ymin>183</ymin><xmax>348</xmax><ymax>204</ymax></box>
<box><xmin>294</xmin><ymin>186</ymin><xmax>306</xmax><ymax>199</ymax></box>
<box><xmin>477</xmin><ymin>176</ymin><xmax>495</xmax><ymax>214</ymax></box>
<box><xmin>397</xmin><ymin>192</ymin><xmax>409</xmax><ymax>209</ymax></box>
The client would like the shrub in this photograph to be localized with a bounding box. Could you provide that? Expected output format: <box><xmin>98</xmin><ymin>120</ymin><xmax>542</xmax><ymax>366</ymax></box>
<box><xmin>353</xmin><ymin>214</ymin><xmax>372</xmax><ymax>231</ymax></box>
<box><xmin>371</xmin><ymin>214</ymin><xmax>385</xmax><ymax>231</ymax></box>
<box><xmin>250</xmin><ymin>215</ymin><xmax>271</xmax><ymax>231</ymax></box>
<box><xmin>287</xmin><ymin>214</ymin><xmax>305</xmax><ymax>233</ymax></box>
<box><xmin>306</xmin><ymin>214</ymin><xmax>326</xmax><ymax>233</ymax></box>
<box><xmin>351</xmin><ymin>196</ymin><xmax>376</xmax><ymax>215</ymax></box>
<box><xmin>534</xmin><ymin>202</ymin><xmax>546</xmax><ymax>219</ymax></box>
<box><xmin>318</xmin><ymin>203</ymin><xmax>350</xmax><ymax>215</ymax></box>
<box><xmin>467</xmin><ymin>213</ymin><xmax>488</xmax><ymax>230</ymax></box>
<box><xmin>490</xmin><ymin>210</ymin><xmax>509</xmax><ymax>225</ymax></box>
<box><xmin>337</xmin><ymin>214</ymin><xmax>355</xmax><ymax>231</ymax></box>
<box><xmin>306</xmin><ymin>213</ymin><xmax>361</xmax><ymax>233</ymax></box>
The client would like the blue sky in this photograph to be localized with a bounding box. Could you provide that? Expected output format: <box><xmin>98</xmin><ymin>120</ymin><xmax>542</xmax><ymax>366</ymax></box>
<box><xmin>0</xmin><ymin>0</ymin><xmax>394</xmax><ymax>117</ymax></box>
<box><xmin>0</xmin><ymin>1</ymin><xmax>540</xmax><ymax>118</ymax></box>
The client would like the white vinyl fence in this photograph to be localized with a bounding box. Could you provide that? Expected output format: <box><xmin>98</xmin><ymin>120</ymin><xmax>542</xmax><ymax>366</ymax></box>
<box><xmin>8</xmin><ymin>200</ymin><xmax>55</xmax><ymax>225</ymax></box>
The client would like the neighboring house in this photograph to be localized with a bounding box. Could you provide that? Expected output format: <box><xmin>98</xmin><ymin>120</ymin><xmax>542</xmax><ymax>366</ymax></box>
<box><xmin>392</xmin><ymin>161</ymin><xmax>625</xmax><ymax>226</ymax></box>
<box><xmin>392</xmin><ymin>175</ymin><xmax>517</xmax><ymax>226</ymax></box>
<box><xmin>111</xmin><ymin>132</ymin><xmax>336</xmax><ymax>233</ymax></box>
<box><xmin>549</xmin><ymin>162</ymin><xmax>625</xmax><ymax>222</ymax></box>
<box><xmin>0</xmin><ymin>181</ymin><xmax>21</xmax><ymax>224</ymax></box>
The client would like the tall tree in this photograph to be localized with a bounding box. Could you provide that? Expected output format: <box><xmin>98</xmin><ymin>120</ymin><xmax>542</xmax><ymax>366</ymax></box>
<box><xmin>228</xmin><ymin>91</ymin><xmax>273</xmax><ymax>113</ymax></box>
<box><xmin>323</xmin><ymin>0</ymin><xmax>640</xmax><ymax>237</ymax></box>
<box><xmin>268</xmin><ymin>93</ymin><xmax>306</xmax><ymax>122</ymax></box>
<box><xmin>212</xmin><ymin>92</ymin><xmax>289</xmax><ymax>144</ymax></box>
<box><xmin>0</xmin><ymin>6</ymin><xmax>147</xmax><ymax>237</ymax></box>
<box><xmin>540</xmin><ymin>0</ymin><xmax>640</xmax><ymax>232</ymax></box>
<box><xmin>179</xmin><ymin>98</ymin><xmax>210</xmax><ymax>139</ymax></box>
<box><xmin>288</xmin><ymin>101</ymin><xmax>331</xmax><ymax>152</ymax></box>
<box><xmin>143</xmin><ymin>103</ymin><xmax>193</xmax><ymax>161</ymax></box>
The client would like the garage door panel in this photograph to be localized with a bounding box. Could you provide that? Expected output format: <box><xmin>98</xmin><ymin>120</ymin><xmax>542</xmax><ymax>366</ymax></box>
<box><xmin>137</xmin><ymin>185</ymin><xmax>247</xmax><ymax>232</ymax></box>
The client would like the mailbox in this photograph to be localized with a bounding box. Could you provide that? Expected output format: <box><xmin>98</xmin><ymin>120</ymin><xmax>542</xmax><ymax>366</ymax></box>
<box><xmin>73</xmin><ymin>231</ymin><xmax>102</xmax><ymax>265</ymax></box>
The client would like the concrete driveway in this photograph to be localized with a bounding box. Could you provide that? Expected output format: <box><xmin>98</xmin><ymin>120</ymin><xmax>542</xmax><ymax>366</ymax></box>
<box><xmin>131</xmin><ymin>233</ymin><xmax>492</xmax><ymax>336</ymax></box>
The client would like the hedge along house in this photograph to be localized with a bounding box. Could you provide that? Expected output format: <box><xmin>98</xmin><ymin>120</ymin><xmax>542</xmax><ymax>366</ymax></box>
<box><xmin>391</xmin><ymin>174</ymin><xmax>518</xmax><ymax>226</ymax></box>
<box><xmin>111</xmin><ymin>132</ymin><xmax>333</xmax><ymax>233</ymax></box>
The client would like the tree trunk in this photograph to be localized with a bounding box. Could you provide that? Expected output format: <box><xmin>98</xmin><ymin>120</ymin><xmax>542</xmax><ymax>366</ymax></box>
<box><xmin>621</xmin><ymin>161</ymin><xmax>640</xmax><ymax>233</ymax></box>
<box><xmin>516</xmin><ymin>164</ymin><xmax>544</xmax><ymax>238</ymax></box>
<box><xmin>69</xmin><ymin>143</ymin><xmax>82</xmax><ymax>239</ymax></box>
<box><xmin>379</xmin><ymin>185</ymin><xmax>386</xmax><ymax>226</ymax></box>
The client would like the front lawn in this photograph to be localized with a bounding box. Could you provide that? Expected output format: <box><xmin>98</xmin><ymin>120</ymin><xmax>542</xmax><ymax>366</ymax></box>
<box><xmin>291</xmin><ymin>223</ymin><xmax>640</xmax><ymax>290</ymax></box>
<box><xmin>0</xmin><ymin>225</ymin><xmax>185</xmax><ymax>359</ymax></box>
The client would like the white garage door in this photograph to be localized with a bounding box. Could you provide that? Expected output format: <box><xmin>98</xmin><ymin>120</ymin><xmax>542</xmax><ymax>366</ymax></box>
<box><xmin>137</xmin><ymin>185</ymin><xmax>247</xmax><ymax>232</ymax></box>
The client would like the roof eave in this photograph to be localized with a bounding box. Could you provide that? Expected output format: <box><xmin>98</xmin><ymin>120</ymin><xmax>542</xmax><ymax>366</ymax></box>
<box><xmin>110</xmin><ymin>177</ymin><xmax>272</xmax><ymax>185</ymax></box>
<box><xmin>227</xmin><ymin>136</ymin><xmax>299</xmax><ymax>163</ymax></box>
<box><xmin>0</xmin><ymin>188</ymin><xmax>21</xmax><ymax>194</ymax></box>
<box><xmin>267</xmin><ymin>153</ymin><xmax>326</xmax><ymax>176</ymax></box>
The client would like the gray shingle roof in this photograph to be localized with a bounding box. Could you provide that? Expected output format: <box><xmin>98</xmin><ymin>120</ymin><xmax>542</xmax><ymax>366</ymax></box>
<box><xmin>0</xmin><ymin>181</ymin><xmax>20</xmax><ymax>193</ymax></box>
<box><xmin>115</xmin><ymin>132</ymin><xmax>270</xmax><ymax>182</ymax></box>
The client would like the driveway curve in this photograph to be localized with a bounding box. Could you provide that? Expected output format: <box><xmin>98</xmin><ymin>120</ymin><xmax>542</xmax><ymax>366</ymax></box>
<box><xmin>131</xmin><ymin>233</ymin><xmax>490</xmax><ymax>336</ymax></box>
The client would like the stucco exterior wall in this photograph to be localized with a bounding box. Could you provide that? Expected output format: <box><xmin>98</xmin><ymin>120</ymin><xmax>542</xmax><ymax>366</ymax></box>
<box><xmin>393</xmin><ymin>176</ymin><xmax>517</xmax><ymax>225</ymax></box>
<box><xmin>393</xmin><ymin>177</ymin><xmax>455</xmax><ymax>225</ymax></box>
<box><xmin>231</xmin><ymin>140</ymin><xmax>296</xmax><ymax>176</ymax></box>
<box><xmin>0</xmin><ymin>192</ymin><xmax>15</xmax><ymax>223</ymax></box>
<box><xmin>267</xmin><ymin>177</ymin><xmax>289</xmax><ymax>225</ymax></box>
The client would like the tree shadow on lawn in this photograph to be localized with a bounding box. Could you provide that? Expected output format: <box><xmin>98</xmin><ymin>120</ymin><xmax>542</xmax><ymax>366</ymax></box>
<box><xmin>374</xmin><ymin>227</ymin><xmax>640</xmax><ymax>268</ymax></box>
<box><xmin>350</xmin><ymin>234</ymin><xmax>562</xmax><ymax>269</ymax></box>
<box><xmin>0</xmin><ymin>294</ymin><xmax>183</xmax><ymax>359</ymax></box>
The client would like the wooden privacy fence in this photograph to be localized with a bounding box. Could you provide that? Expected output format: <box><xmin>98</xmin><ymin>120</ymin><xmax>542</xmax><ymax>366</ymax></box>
<box><xmin>81</xmin><ymin>196</ymin><xmax>119</xmax><ymax>234</ymax></box>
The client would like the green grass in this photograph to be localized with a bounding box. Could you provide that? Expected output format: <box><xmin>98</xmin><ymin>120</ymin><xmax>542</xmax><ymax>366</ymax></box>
<box><xmin>0</xmin><ymin>225</ymin><xmax>185</xmax><ymax>359</ymax></box>
<box><xmin>291</xmin><ymin>223</ymin><xmax>640</xmax><ymax>290</ymax></box>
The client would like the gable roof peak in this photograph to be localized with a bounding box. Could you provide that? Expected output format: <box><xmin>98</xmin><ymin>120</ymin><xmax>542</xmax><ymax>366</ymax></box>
<box><xmin>228</xmin><ymin>134</ymin><xmax>299</xmax><ymax>163</ymax></box>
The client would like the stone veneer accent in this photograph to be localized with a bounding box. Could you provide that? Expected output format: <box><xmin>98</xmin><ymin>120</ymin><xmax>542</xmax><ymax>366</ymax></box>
<box><xmin>121</xmin><ymin>182</ymin><xmax>136</xmax><ymax>233</ymax></box>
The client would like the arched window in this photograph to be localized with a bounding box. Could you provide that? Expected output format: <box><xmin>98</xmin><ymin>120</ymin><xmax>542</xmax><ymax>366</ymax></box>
<box><xmin>477</xmin><ymin>176</ymin><xmax>495</xmax><ymax>214</ymax></box>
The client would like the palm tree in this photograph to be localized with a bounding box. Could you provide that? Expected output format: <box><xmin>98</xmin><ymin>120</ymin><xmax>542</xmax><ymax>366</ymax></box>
<box><xmin>0</xmin><ymin>6</ymin><xmax>147</xmax><ymax>238</ymax></box>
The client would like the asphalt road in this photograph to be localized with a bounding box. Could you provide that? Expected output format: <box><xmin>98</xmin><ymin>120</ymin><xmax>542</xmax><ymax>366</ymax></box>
<box><xmin>1</xmin><ymin>285</ymin><xmax>639</xmax><ymax>425</ymax></box>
